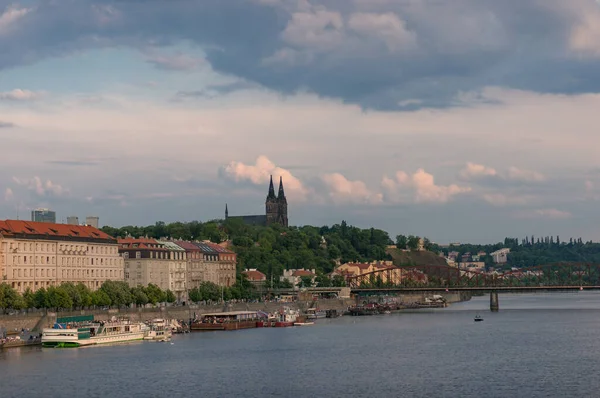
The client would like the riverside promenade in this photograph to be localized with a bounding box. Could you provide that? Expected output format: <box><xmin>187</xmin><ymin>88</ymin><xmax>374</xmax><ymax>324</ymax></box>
<box><xmin>0</xmin><ymin>291</ymin><xmax>470</xmax><ymax>333</ymax></box>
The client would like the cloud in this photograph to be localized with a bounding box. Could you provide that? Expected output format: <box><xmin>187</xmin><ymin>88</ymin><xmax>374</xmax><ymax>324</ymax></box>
<box><xmin>347</xmin><ymin>12</ymin><xmax>416</xmax><ymax>52</ymax></box>
<box><xmin>0</xmin><ymin>5</ymin><xmax>31</xmax><ymax>36</ymax></box>
<box><xmin>321</xmin><ymin>173</ymin><xmax>383</xmax><ymax>205</ymax></box>
<box><xmin>459</xmin><ymin>162</ymin><xmax>545</xmax><ymax>183</ymax></box>
<box><xmin>515</xmin><ymin>208</ymin><xmax>572</xmax><ymax>219</ymax></box>
<box><xmin>460</xmin><ymin>162</ymin><xmax>498</xmax><ymax>180</ymax></box>
<box><xmin>12</xmin><ymin>176</ymin><xmax>69</xmax><ymax>198</ymax></box>
<box><xmin>222</xmin><ymin>155</ymin><xmax>309</xmax><ymax>201</ymax></box>
<box><xmin>145</xmin><ymin>53</ymin><xmax>203</xmax><ymax>71</ymax></box>
<box><xmin>0</xmin><ymin>120</ymin><xmax>15</xmax><ymax>128</ymax></box>
<box><xmin>382</xmin><ymin>169</ymin><xmax>471</xmax><ymax>204</ymax></box>
<box><xmin>507</xmin><ymin>166</ymin><xmax>546</xmax><ymax>182</ymax></box>
<box><xmin>0</xmin><ymin>89</ymin><xmax>44</xmax><ymax>101</ymax></box>
<box><xmin>4</xmin><ymin>1</ymin><xmax>600</xmax><ymax>110</ymax></box>
<box><xmin>4</xmin><ymin>188</ymin><xmax>13</xmax><ymax>202</ymax></box>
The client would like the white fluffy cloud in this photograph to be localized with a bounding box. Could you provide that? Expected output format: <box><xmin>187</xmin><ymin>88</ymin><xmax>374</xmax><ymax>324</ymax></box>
<box><xmin>515</xmin><ymin>208</ymin><xmax>572</xmax><ymax>219</ymax></box>
<box><xmin>460</xmin><ymin>162</ymin><xmax>498</xmax><ymax>180</ymax></box>
<box><xmin>321</xmin><ymin>173</ymin><xmax>383</xmax><ymax>205</ymax></box>
<box><xmin>12</xmin><ymin>176</ymin><xmax>68</xmax><ymax>198</ymax></box>
<box><xmin>223</xmin><ymin>155</ymin><xmax>310</xmax><ymax>201</ymax></box>
<box><xmin>382</xmin><ymin>168</ymin><xmax>471</xmax><ymax>204</ymax></box>
<box><xmin>347</xmin><ymin>12</ymin><xmax>416</xmax><ymax>52</ymax></box>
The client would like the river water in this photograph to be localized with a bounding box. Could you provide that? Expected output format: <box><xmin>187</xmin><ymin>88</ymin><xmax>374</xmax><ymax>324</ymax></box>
<box><xmin>2</xmin><ymin>292</ymin><xmax>600</xmax><ymax>397</ymax></box>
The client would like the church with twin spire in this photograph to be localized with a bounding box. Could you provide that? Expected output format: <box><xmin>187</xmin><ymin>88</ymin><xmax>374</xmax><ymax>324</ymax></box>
<box><xmin>225</xmin><ymin>175</ymin><xmax>288</xmax><ymax>227</ymax></box>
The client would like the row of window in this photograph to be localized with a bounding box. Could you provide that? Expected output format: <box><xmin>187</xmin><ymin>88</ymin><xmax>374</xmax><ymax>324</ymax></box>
<box><xmin>9</xmin><ymin>255</ymin><xmax>122</xmax><ymax>267</ymax></box>
<box><xmin>10</xmin><ymin>268</ymin><xmax>122</xmax><ymax>279</ymax></box>
<box><xmin>6</xmin><ymin>242</ymin><xmax>117</xmax><ymax>255</ymax></box>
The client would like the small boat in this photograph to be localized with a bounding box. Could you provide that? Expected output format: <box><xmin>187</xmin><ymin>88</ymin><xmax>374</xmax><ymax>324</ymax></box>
<box><xmin>474</xmin><ymin>315</ymin><xmax>484</xmax><ymax>322</ymax></box>
<box><xmin>305</xmin><ymin>308</ymin><xmax>326</xmax><ymax>320</ymax></box>
<box><xmin>144</xmin><ymin>319</ymin><xmax>172</xmax><ymax>341</ymax></box>
<box><xmin>274</xmin><ymin>307</ymin><xmax>299</xmax><ymax>327</ymax></box>
<box><xmin>293</xmin><ymin>322</ymin><xmax>315</xmax><ymax>326</ymax></box>
<box><xmin>190</xmin><ymin>311</ymin><xmax>259</xmax><ymax>331</ymax></box>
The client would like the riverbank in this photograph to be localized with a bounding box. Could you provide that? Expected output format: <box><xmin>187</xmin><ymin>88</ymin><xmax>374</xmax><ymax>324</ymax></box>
<box><xmin>0</xmin><ymin>291</ymin><xmax>471</xmax><ymax>333</ymax></box>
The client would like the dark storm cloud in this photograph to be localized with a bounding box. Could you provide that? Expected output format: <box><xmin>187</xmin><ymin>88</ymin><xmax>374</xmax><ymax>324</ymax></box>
<box><xmin>2</xmin><ymin>0</ymin><xmax>600</xmax><ymax>109</ymax></box>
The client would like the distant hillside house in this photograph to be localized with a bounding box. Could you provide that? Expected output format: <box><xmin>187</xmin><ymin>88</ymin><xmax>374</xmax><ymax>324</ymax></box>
<box><xmin>225</xmin><ymin>175</ymin><xmax>288</xmax><ymax>227</ymax></box>
<box><xmin>242</xmin><ymin>268</ymin><xmax>267</xmax><ymax>286</ymax></box>
<box><xmin>280</xmin><ymin>268</ymin><xmax>316</xmax><ymax>288</ymax></box>
<box><xmin>490</xmin><ymin>248</ymin><xmax>510</xmax><ymax>264</ymax></box>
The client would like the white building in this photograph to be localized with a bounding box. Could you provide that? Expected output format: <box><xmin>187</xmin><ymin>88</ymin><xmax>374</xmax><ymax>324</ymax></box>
<box><xmin>280</xmin><ymin>268</ymin><xmax>316</xmax><ymax>288</ymax></box>
<box><xmin>490</xmin><ymin>248</ymin><xmax>510</xmax><ymax>264</ymax></box>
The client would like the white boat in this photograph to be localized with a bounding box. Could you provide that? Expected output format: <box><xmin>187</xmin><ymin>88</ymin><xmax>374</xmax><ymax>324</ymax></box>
<box><xmin>305</xmin><ymin>308</ymin><xmax>326</xmax><ymax>320</ymax></box>
<box><xmin>293</xmin><ymin>322</ymin><xmax>315</xmax><ymax>326</ymax></box>
<box><xmin>144</xmin><ymin>319</ymin><xmax>172</xmax><ymax>341</ymax></box>
<box><xmin>42</xmin><ymin>315</ymin><xmax>145</xmax><ymax>348</ymax></box>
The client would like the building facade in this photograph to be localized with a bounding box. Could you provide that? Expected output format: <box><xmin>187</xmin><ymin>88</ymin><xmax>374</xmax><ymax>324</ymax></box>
<box><xmin>0</xmin><ymin>220</ymin><xmax>123</xmax><ymax>293</ymax></box>
<box><xmin>225</xmin><ymin>175</ymin><xmax>288</xmax><ymax>227</ymax></box>
<box><xmin>66</xmin><ymin>216</ymin><xmax>79</xmax><ymax>225</ymax></box>
<box><xmin>31</xmin><ymin>208</ymin><xmax>56</xmax><ymax>223</ymax></box>
<box><xmin>119</xmin><ymin>238</ymin><xmax>187</xmax><ymax>303</ymax></box>
<box><xmin>280</xmin><ymin>268</ymin><xmax>316</xmax><ymax>288</ymax></box>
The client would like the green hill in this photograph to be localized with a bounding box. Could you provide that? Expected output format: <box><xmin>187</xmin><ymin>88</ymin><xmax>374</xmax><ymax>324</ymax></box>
<box><xmin>386</xmin><ymin>248</ymin><xmax>448</xmax><ymax>267</ymax></box>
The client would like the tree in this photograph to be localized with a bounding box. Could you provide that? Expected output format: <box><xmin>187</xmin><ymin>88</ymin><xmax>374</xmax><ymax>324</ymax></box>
<box><xmin>315</xmin><ymin>274</ymin><xmax>332</xmax><ymax>287</ymax></box>
<box><xmin>395</xmin><ymin>235</ymin><xmax>408</xmax><ymax>249</ymax></box>
<box><xmin>298</xmin><ymin>276</ymin><xmax>313</xmax><ymax>288</ymax></box>
<box><xmin>165</xmin><ymin>290</ymin><xmax>176</xmax><ymax>303</ymax></box>
<box><xmin>331</xmin><ymin>275</ymin><xmax>346</xmax><ymax>287</ymax></box>
<box><xmin>407</xmin><ymin>235</ymin><xmax>420</xmax><ymax>251</ymax></box>
<box><xmin>132</xmin><ymin>287</ymin><xmax>149</xmax><ymax>306</ymax></box>
<box><xmin>91</xmin><ymin>290</ymin><xmax>111</xmax><ymax>307</ymax></box>
<box><xmin>145</xmin><ymin>284</ymin><xmax>166</xmax><ymax>304</ymax></box>
<box><xmin>100</xmin><ymin>281</ymin><xmax>133</xmax><ymax>308</ymax></box>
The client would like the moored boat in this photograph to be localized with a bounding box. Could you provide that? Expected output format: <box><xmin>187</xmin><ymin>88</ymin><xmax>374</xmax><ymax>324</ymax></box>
<box><xmin>274</xmin><ymin>307</ymin><xmax>299</xmax><ymax>327</ymax></box>
<box><xmin>190</xmin><ymin>311</ymin><xmax>259</xmax><ymax>331</ymax></box>
<box><xmin>42</xmin><ymin>315</ymin><xmax>145</xmax><ymax>348</ymax></box>
<box><xmin>144</xmin><ymin>319</ymin><xmax>172</xmax><ymax>341</ymax></box>
<box><xmin>305</xmin><ymin>308</ymin><xmax>326</xmax><ymax>320</ymax></box>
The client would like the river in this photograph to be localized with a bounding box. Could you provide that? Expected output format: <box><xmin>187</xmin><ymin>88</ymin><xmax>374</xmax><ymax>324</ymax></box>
<box><xmin>2</xmin><ymin>292</ymin><xmax>600</xmax><ymax>397</ymax></box>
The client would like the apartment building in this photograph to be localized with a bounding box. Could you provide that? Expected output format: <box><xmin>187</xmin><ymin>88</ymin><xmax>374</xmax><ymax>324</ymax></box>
<box><xmin>0</xmin><ymin>220</ymin><xmax>123</xmax><ymax>293</ymax></box>
<box><xmin>119</xmin><ymin>238</ymin><xmax>187</xmax><ymax>303</ymax></box>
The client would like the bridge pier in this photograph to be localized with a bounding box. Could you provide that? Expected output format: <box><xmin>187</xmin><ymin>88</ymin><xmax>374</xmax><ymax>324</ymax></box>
<box><xmin>490</xmin><ymin>291</ymin><xmax>499</xmax><ymax>312</ymax></box>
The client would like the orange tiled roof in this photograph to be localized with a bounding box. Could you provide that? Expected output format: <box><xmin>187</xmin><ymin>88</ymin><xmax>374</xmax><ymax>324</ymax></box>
<box><xmin>292</xmin><ymin>270</ymin><xmax>315</xmax><ymax>277</ymax></box>
<box><xmin>242</xmin><ymin>270</ymin><xmax>266</xmax><ymax>281</ymax></box>
<box><xmin>204</xmin><ymin>241</ymin><xmax>235</xmax><ymax>254</ymax></box>
<box><xmin>0</xmin><ymin>220</ymin><xmax>113</xmax><ymax>240</ymax></box>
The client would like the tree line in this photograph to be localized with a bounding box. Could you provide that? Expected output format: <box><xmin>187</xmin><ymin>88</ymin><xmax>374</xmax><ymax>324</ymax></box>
<box><xmin>102</xmin><ymin>219</ymin><xmax>395</xmax><ymax>281</ymax></box>
<box><xmin>440</xmin><ymin>236</ymin><xmax>600</xmax><ymax>269</ymax></box>
<box><xmin>0</xmin><ymin>281</ymin><xmax>178</xmax><ymax>312</ymax></box>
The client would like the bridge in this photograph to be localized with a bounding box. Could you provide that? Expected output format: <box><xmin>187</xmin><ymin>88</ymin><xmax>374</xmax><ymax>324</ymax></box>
<box><xmin>345</xmin><ymin>263</ymin><xmax>600</xmax><ymax>311</ymax></box>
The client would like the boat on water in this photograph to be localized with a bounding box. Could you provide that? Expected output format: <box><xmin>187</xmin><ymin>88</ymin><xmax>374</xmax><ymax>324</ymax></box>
<box><xmin>293</xmin><ymin>322</ymin><xmax>315</xmax><ymax>326</ymax></box>
<box><xmin>190</xmin><ymin>311</ymin><xmax>259</xmax><ymax>331</ymax></box>
<box><xmin>42</xmin><ymin>315</ymin><xmax>146</xmax><ymax>348</ymax></box>
<box><xmin>305</xmin><ymin>308</ymin><xmax>326</xmax><ymax>320</ymax></box>
<box><xmin>474</xmin><ymin>315</ymin><xmax>484</xmax><ymax>322</ymax></box>
<box><xmin>275</xmin><ymin>307</ymin><xmax>300</xmax><ymax>327</ymax></box>
<box><xmin>144</xmin><ymin>319</ymin><xmax>172</xmax><ymax>341</ymax></box>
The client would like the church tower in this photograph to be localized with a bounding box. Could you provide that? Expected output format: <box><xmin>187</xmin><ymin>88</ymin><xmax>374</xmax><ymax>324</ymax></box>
<box><xmin>276</xmin><ymin>176</ymin><xmax>288</xmax><ymax>227</ymax></box>
<box><xmin>265</xmin><ymin>175</ymin><xmax>279</xmax><ymax>225</ymax></box>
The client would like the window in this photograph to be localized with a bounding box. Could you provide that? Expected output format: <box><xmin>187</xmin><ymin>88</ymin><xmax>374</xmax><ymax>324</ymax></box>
<box><xmin>136</xmin><ymin>251</ymin><xmax>141</xmax><ymax>259</ymax></box>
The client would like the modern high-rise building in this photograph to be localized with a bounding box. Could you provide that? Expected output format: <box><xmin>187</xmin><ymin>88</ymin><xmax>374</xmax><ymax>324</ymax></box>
<box><xmin>67</xmin><ymin>216</ymin><xmax>79</xmax><ymax>225</ymax></box>
<box><xmin>31</xmin><ymin>208</ymin><xmax>56</xmax><ymax>223</ymax></box>
<box><xmin>85</xmin><ymin>216</ymin><xmax>99</xmax><ymax>228</ymax></box>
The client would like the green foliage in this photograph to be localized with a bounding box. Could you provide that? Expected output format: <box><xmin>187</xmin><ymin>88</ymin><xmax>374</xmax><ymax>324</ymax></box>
<box><xmin>102</xmin><ymin>219</ymin><xmax>394</xmax><ymax>280</ymax></box>
<box><xmin>99</xmin><ymin>281</ymin><xmax>133</xmax><ymax>307</ymax></box>
<box><xmin>442</xmin><ymin>235</ymin><xmax>600</xmax><ymax>269</ymax></box>
<box><xmin>165</xmin><ymin>290</ymin><xmax>176</xmax><ymax>303</ymax></box>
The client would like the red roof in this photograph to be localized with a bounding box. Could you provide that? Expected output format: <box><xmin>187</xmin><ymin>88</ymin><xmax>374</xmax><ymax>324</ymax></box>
<box><xmin>204</xmin><ymin>241</ymin><xmax>235</xmax><ymax>254</ymax></box>
<box><xmin>118</xmin><ymin>238</ymin><xmax>165</xmax><ymax>250</ymax></box>
<box><xmin>0</xmin><ymin>220</ymin><xmax>113</xmax><ymax>240</ymax></box>
<box><xmin>174</xmin><ymin>241</ymin><xmax>203</xmax><ymax>251</ymax></box>
<box><xmin>242</xmin><ymin>270</ymin><xmax>266</xmax><ymax>281</ymax></box>
<box><xmin>292</xmin><ymin>270</ymin><xmax>315</xmax><ymax>277</ymax></box>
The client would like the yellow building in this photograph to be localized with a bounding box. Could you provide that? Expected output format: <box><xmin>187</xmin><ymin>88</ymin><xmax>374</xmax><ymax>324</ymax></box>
<box><xmin>0</xmin><ymin>220</ymin><xmax>123</xmax><ymax>293</ymax></box>
<box><xmin>332</xmin><ymin>261</ymin><xmax>428</xmax><ymax>285</ymax></box>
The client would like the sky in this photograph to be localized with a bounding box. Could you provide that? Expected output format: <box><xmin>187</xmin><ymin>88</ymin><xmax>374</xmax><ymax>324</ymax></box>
<box><xmin>2</xmin><ymin>0</ymin><xmax>600</xmax><ymax>244</ymax></box>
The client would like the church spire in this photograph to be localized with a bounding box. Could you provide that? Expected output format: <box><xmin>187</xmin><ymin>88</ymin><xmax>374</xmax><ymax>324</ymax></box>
<box><xmin>278</xmin><ymin>176</ymin><xmax>286</xmax><ymax>201</ymax></box>
<box><xmin>267</xmin><ymin>175</ymin><xmax>276</xmax><ymax>200</ymax></box>
<box><xmin>225</xmin><ymin>203</ymin><xmax>228</xmax><ymax>219</ymax></box>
